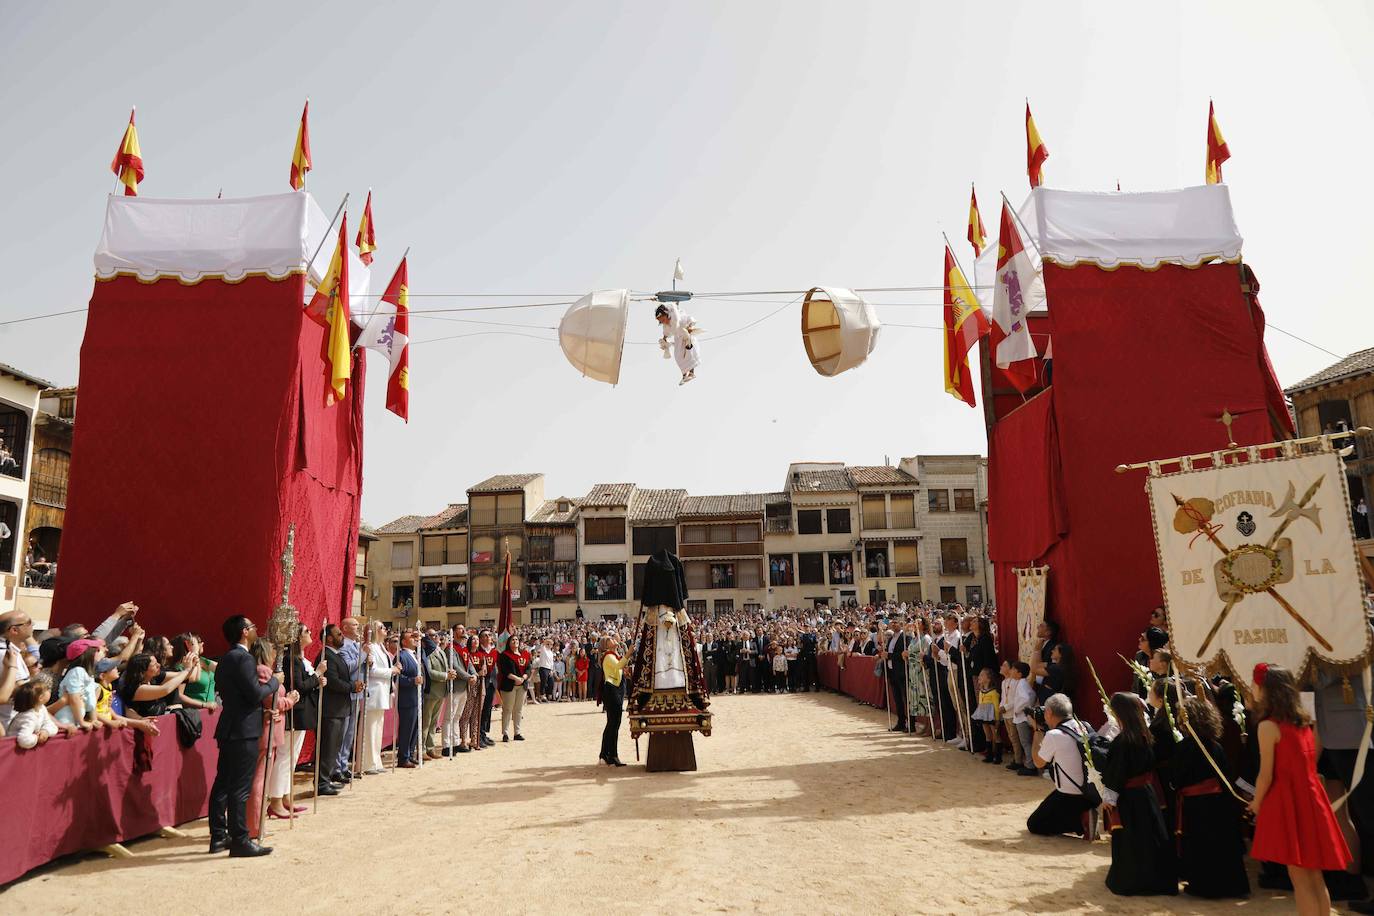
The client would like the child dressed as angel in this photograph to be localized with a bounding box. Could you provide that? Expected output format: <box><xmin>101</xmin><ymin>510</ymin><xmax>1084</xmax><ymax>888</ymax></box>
<box><xmin>655</xmin><ymin>303</ymin><xmax>700</xmax><ymax>385</ymax></box>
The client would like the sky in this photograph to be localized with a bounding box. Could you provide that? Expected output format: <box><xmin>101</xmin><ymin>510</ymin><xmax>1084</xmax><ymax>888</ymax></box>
<box><xmin>2</xmin><ymin>1</ymin><xmax>1371</xmax><ymax>526</ymax></box>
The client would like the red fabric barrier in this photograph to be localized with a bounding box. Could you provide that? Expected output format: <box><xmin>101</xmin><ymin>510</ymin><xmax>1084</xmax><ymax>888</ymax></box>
<box><xmin>986</xmin><ymin>262</ymin><xmax>1294</xmax><ymax>706</ymax></box>
<box><xmin>818</xmin><ymin>653</ymin><xmax>840</xmax><ymax>691</ymax></box>
<box><xmin>1</xmin><ymin>710</ymin><xmax>222</xmax><ymax>886</ymax></box>
<box><xmin>52</xmin><ymin>274</ymin><xmax>365</xmax><ymax>641</ymax></box>
<box><xmin>837</xmin><ymin>656</ymin><xmax>888</xmax><ymax>709</ymax></box>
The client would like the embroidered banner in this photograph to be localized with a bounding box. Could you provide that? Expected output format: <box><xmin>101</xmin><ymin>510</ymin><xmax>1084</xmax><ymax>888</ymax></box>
<box><xmin>1146</xmin><ymin>446</ymin><xmax>1369</xmax><ymax>690</ymax></box>
<box><xmin>1015</xmin><ymin>565</ymin><xmax>1049</xmax><ymax>665</ymax></box>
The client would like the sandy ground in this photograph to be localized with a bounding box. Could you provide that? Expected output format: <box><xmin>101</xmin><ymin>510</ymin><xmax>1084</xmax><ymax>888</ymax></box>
<box><xmin>4</xmin><ymin>691</ymin><xmax>1337</xmax><ymax>914</ymax></box>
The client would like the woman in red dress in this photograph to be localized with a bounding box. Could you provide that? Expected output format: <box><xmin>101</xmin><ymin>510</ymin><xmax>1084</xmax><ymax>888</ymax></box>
<box><xmin>575</xmin><ymin>649</ymin><xmax>590</xmax><ymax>701</ymax></box>
<box><xmin>1248</xmin><ymin>663</ymin><xmax>1350</xmax><ymax>915</ymax></box>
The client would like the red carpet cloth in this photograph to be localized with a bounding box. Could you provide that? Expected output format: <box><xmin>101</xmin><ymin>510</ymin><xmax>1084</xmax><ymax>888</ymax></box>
<box><xmin>988</xmin><ymin>263</ymin><xmax>1294</xmax><ymax>703</ymax></box>
<box><xmin>52</xmin><ymin>273</ymin><xmax>364</xmax><ymax>641</ymax></box>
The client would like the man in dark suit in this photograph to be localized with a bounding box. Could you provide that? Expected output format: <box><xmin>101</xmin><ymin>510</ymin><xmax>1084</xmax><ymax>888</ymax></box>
<box><xmin>317</xmin><ymin>623</ymin><xmax>353</xmax><ymax>794</ymax></box>
<box><xmin>395</xmin><ymin>628</ymin><xmax>424</xmax><ymax>767</ymax></box>
<box><xmin>883</xmin><ymin>623</ymin><xmax>913</xmax><ymax>732</ymax></box>
<box><xmin>752</xmin><ymin>627</ymin><xmax>770</xmax><ymax>693</ymax></box>
<box><xmin>798</xmin><ymin>625</ymin><xmax>818</xmax><ymax>692</ymax></box>
<box><xmin>208</xmin><ymin>615</ymin><xmax>278</xmax><ymax>857</ymax></box>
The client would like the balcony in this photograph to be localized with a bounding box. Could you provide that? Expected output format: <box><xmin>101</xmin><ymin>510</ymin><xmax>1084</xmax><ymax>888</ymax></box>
<box><xmin>680</xmin><ymin>541</ymin><xmax>763</xmax><ymax>559</ymax></box>
<box><xmin>23</xmin><ymin>563</ymin><xmax>55</xmax><ymax>589</ymax></box>
<box><xmin>33</xmin><ymin>474</ymin><xmax>66</xmax><ymax>508</ymax></box>
<box><xmin>765</xmin><ymin>517</ymin><xmax>792</xmax><ymax>534</ymax></box>
<box><xmin>528</xmin><ymin>582</ymin><xmax>577</xmax><ymax>601</ymax></box>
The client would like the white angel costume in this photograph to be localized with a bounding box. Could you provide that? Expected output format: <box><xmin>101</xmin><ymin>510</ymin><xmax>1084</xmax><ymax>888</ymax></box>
<box><xmin>657</xmin><ymin>303</ymin><xmax>700</xmax><ymax>384</ymax></box>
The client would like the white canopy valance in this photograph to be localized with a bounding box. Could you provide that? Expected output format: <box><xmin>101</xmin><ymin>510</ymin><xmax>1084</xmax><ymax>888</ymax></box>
<box><xmin>973</xmin><ymin>184</ymin><xmax>1244</xmax><ymax>308</ymax></box>
<box><xmin>559</xmin><ymin>290</ymin><xmax>630</xmax><ymax>385</ymax></box>
<box><xmin>94</xmin><ymin>191</ymin><xmax>371</xmax><ymax>316</ymax></box>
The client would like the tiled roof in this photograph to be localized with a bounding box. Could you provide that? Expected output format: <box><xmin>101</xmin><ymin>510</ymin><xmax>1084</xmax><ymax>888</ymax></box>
<box><xmin>680</xmin><ymin>493</ymin><xmax>764</xmax><ymax>517</ymax></box>
<box><xmin>582</xmin><ymin>483</ymin><xmax>635</xmax><ymax>507</ymax></box>
<box><xmin>375</xmin><ymin>514</ymin><xmax>428</xmax><ymax>535</ymax></box>
<box><xmin>0</xmin><ymin>362</ymin><xmax>55</xmax><ymax>390</ymax></box>
<box><xmin>530</xmin><ymin>498</ymin><xmax>580</xmax><ymax>525</ymax></box>
<box><xmin>1286</xmin><ymin>346</ymin><xmax>1374</xmax><ymax>395</ymax></box>
<box><xmin>421</xmin><ymin>503</ymin><xmax>468</xmax><ymax>530</ymax></box>
<box><xmin>789</xmin><ymin>469</ymin><xmax>855</xmax><ymax>492</ymax></box>
<box><xmin>629</xmin><ymin>488</ymin><xmax>687</xmax><ymax>522</ymax></box>
<box><xmin>847</xmin><ymin>465</ymin><xmax>918</xmax><ymax>487</ymax></box>
<box><xmin>468</xmin><ymin>473</ymin><xmax>541</xmax><ymax>493</ymax></box>
<box><xmin>763</xmin><ymin>491</ymin><xmax>790</xmax><ymax>506</ymax></box>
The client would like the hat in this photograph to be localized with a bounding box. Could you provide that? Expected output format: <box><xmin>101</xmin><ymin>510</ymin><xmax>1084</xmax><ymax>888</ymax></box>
<box><xmin>95</xmin><ymin>658</ymin><xmax>120</xmax><ymax>674</ymax></box>
<box><xmin>39</xmin><ymin>636</ymin><xmax>75</xmax><ymax>667</ymax></box>
<box><xmin>66</xmin><ymin>638</ymin><xmax>105</xmax><ymax>661</ymax></box>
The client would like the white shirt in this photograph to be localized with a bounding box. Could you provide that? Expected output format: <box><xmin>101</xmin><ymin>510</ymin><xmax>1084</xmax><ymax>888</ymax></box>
<box><xmin>1008</xmin><ymin>677</ymin><xmax>1036</xmax><ymax>724</ymax></box>
<box><xmin>1040</xmin><ymin>723</ymin><xmax>1087</xmax><ymax>795</ymax></box>
<box><xmin>11</xmin><ymin>706</ymin><xmax>58</xmax><ymax>749</ymax></box>
<box><xmin>0</xmin><ymin>642</ymin><xmax>31</xmax><ymax>727</ymax></box>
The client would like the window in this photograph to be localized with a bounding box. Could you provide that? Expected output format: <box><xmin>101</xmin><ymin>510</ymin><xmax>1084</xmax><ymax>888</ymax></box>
<box><xmin>928</xmin><ymin>490</ymin><xmax>950</xmax><ymax>512</ymax></box>
<box><xmin>32</xmin><ymin>447</ymin><xmax>69</xmax><ymax>507</ymax></box>
<box><xmin>940</xmin><ymin>586</ymin><xmax>957</xmax><ymax>603</ymax></box>
<box><xmin>890</xmin><ymin>494</ymin><xmax>916</xmax><ymax>528</ymax></box>
<box><xmin>797</xmin><ymin>510</ymin><xmax>822</xmax><ymax>535</ymax></box>
<box><xmin>501</xmin><ymin>536</ymin><xmax>523</xmax><ymax>562</ymax></box>
<box><xmin>681</xmin><ymin>524</ymin><xmax>707</xmax><ymax>544</ymax></box>
<box><xmin>684</xmin><ymin>561</ymin><xmax>710</xmax><ymax>591</ymax></box>
<box><xmin>422</xmin><ymin>535</ymin><xmax>445</xmax><ymax>566</ymax></box>
<box><xmin>446</xmin><ymin>533</ymin><xmax>467</xmax><ymax>562</ymax></box>
<box><xmin>966</xmin><ymin>586</ymin><xmax>984</xmax><ymax>606</ymax></box>
<box><xmin>391</xmin><ymin>541</ymin><xmax>414</xmax><ymax>569</ymax></box>
<box><xmin>392</xmin><ymin>583</ymin><xmax>414</xmax><ymax>609</ymax></box>
<box><xmin>0</xmin><ymin>403</ymin><xmax>29</xmax><ymax>480</ymax></box>
<box><xmin>471</xmin><ymin>535</ymin><xmax>495</xmax><ymax>564</ymax></box>
<box><xmin>709</xmin><ymin>563</ymin><xmax>735</xmax><ymax>589</ymax></box>
<box><xmin>893</xmin><ymin>543</ymin><xmax>920</xmax><ymax>576</ymax></box>
<box><xmin>954</xmin><ymin>489</ymin><xmax>976</xmax><ymax>512</ymax></box>
<box><xmin>861</xmin><ymin>496</ymin><xmax>886</xmax><ymax>530</ymax></box>
<box><xmin>496</xmin><ymin>493</ymin><xmax>523</xmax><ymax>525</ymax></box>
<box><xmin>709</xmin><ymin>524</ymin><xmax>734</xmax><ymax>544</ymax></box>
<box><xmin>828</xmin><ymin>552</ymin><xmax>854</xmax><ymax>585</ymax></box>
<box><xmin>864</xmin><ymin>543</ymin><xmax>890</xmax><ymax>577</ymax></box>
<box><xmin>826</xmin><ymin>508</ymin><xmax>851</xmax><ymax>533</ymax></box>
<box><xmin>714</xmin><ymin>599</ymin><xmax>735</xmax><ymax>616</ymax></box>
<box><xmin>940</xmin><ymin>538</ymin><xmax>970</xmax><ymax>575</ymax></box>
<box><xmin>554</xmin><ymin>531</ymin><xmax>576</xmax><ymax>560</ymax></box>
<box><xmin>530</xmin><ymin>608</ymin><xmax>552</xmax><ymax>625</ymax></box>
<box><xmin>0</xmin><ymin>500</ymin><xmax>16</xmax><ymax>571</ymax></box>
<box><xmin>355</xmin><ymin>544</ymin><xmax>367</xmax><ymax>577</ymax></box>
<box><xmin>633</xmin><ymin>563</ymin><xmax>646</xmax><ymax>599</ymax></box>
<box><xmin>557</xmin><ymin>500</ymin><xmax>571</xmax><ymax>513</ymax></box>
<box><xmin>420</xmin><ymin>579</ymin><xmax>443</xmax><ymax>608</ymax></box>
<box><xmin>734</xmin><ymin>523</ymin><xmax>761</xmax><ymax>543</ymax></box>
<box><xmin>58</xmin><ymin>395</ymin><xmax>75</xmax><ymax>420</ymax></box>
<box><xmin>897</xmin><ymin>582</ymin><xmax>922</xmax><ymax>604</ymax></box>
<box><xmin>445</xmin><ymin>579</ymin><xmax>467</xmax><ymax>607</ymax></box>
<box><xmin>584</xmin><ymin>517</ymin><xmax>626</xmax><ymax>545</ymax></box>
<box><xmin>632</xmin><ymin>525</ymin><xmax>677</xmax><ymax>556</ymax></box>
<box><xmin>798</xmin><ymin>552</ymin><xmax>825</xmax><ymax>585</ymax></box>
<box><xmin>768</xmin><ymin>554</ymin><xmax>794</xmax><ymax>586</ymax></box>
<box><xmin>528</xmin><ymin>535</ymin><xmax>554</xmax><ymax>562</ymax></box>
<box><xmin>686</xmin><ymin>600</ymin><xmax>707</xmax><ymax>618</ymax></box>
<box><xmin>471</xmin><ymin>575</ymin><xmax>496</xmax><ymax>606</ymax></box>
<box><xmin>743</xmin><ymin>602</ymin><xmax>762</xmax><ymax>614</ymax></box>
<box><xmin>469</xmin><ymin>495</ymin><xmax>497</xmax><ymax>527</ymax></box>
<box><xmin>737</xmin><ymin>560</ymin><xmax>762</xmax><ymax>589</ymax></box>
<box><xmin>585</xmin><ymin>563</ymin><xmax>626</xmax><ymax>600</ymax></box>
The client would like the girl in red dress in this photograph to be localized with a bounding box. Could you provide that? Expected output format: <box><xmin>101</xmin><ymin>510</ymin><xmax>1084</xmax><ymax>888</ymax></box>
<box><xmin>1248</xmin><ymin>663</ymin><xmax>1350</xmax><ymax>915</ymax></box>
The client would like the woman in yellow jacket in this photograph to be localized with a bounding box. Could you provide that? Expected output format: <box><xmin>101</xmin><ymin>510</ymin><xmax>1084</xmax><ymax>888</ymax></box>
<box><xmin>599</xmin><ymin>636</ymin><xmax>632</xmax><ymax>767</ymax></box>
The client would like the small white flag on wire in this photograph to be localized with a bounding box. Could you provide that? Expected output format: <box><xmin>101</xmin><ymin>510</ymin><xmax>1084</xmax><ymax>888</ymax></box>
<box><xmin>673</xmin><ymin>257</ymin><xmax>685</xmax><ymax>281</ymax></box>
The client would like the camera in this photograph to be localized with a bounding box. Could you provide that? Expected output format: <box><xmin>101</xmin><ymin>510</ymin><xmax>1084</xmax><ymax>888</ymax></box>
<box><xmin>1028</xmin><ymin>705</ymin><xmax>1047</xmax><ymax>730</ymax></box>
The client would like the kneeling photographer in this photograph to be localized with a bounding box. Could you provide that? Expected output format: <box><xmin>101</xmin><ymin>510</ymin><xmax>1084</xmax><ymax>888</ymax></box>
<box><xmin>1026</xmin><ymin>692</ymin><xmax>1100</xmax><ymax>838</ymax></box>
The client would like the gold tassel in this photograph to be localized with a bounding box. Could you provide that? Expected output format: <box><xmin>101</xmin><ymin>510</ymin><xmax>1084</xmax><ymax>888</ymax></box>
<box><xmin>1344</xmin><ymin>675</ymin><xmax>1356</xmax><ymax>706</ymax></box>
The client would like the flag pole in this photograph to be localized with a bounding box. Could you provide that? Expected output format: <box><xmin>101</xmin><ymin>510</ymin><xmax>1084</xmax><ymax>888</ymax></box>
<box><xmin>999</xmin><ymin>191</ymin><xmax>1045</xmax><ymax>262</ymax></box>
<box><xmin>111</xmin><ymin>106</ymin><xmax>133</xmax><ymax>196</ymax></box>
<box><xmin>307</xmin><ymin>193</ymin><xmax>351</xmax><ymax>281</ymax></box>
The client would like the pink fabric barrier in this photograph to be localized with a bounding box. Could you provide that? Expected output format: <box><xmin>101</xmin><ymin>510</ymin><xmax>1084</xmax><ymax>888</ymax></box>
<box><xmin>1</xmin><ymin>706</ymin><xmax>407</xmax><ymax>887</ymax></box>
<box><xmin>1</xmin><ymin>710</ymin><xmax>222</xmax><ymax>887</ymax></box>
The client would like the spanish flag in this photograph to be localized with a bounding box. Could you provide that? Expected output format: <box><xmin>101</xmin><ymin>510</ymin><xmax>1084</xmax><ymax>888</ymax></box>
<box><xmin>356</xmin><ymin>189</ymin><xmax>377</xmax><ymax>265</ymax></box>
<box><xmin>289</xmin><ymin>100</ymin><xmax>312</xmax><ymax>191</ymax></box>
<box><xmin>305</xmin><ymin>216</ymin><xmax>351</xmax><ymax>404</ymax></box>
<box><xmin>382</xmin><ymin>257</ymin><xmax>409</xmax><ymax>421</ymax></box>
<box><xmin>1205</xmin><ymin>101</ymin><xmax>1231</xmax><ymax>184</ymax></box>
<box><xmin>967</xmin><ymin>184</ymin><xmax>987</xmax><ymax>257</ymax></box>
<box><xmin>110</xmin><ymin>108</ymin><xmax>143</xmax><ymax>196</ymax></box>
<box><xmin>943</xmin><ymin>245</ymin><xmax>990</xmax><ymax>408</ymax></box>
<box><xmin>1025</xmin><ymin>102</ymin><xmax>1048</xmax><ymax>188</ymax></box>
